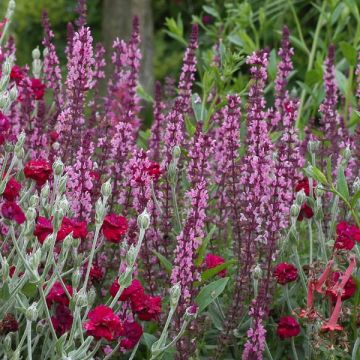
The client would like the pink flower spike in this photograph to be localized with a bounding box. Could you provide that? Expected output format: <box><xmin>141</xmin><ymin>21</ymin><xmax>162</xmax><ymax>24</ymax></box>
<box><xmin>314</xmin><ymin>259</ymin><xmax>334</xmax><ymax>294</ymax></box>
<box><xmin>321</xmin><ymin>294</ymin><xmax>343</xmax><ymax>332</ymax></box>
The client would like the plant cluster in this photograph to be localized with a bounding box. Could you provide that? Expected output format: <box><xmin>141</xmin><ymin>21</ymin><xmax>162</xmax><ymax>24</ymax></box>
<box><xmin>0</xmin><ymin>0</ymin><xmax>360</xmax><ymax>359</ymax></box>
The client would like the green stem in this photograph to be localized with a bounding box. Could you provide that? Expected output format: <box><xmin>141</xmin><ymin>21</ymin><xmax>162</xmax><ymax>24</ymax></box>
<box><xmin>288</xmin><ymin>0</ymin><xmax>309</xmax><ymax>54</ymax></box>
<box><xmin>265</xmin><ymin>341</ymin><xmax>274</xmax><ymax>360</ymax></box>
<box><xmin>291</xmin><ymin>337</ymin><xmax>299</xmax><ymax>360</ymax></box>
<box><xmin>171</xmin><ymin>186</ymin><xmax>182</xmax><ymax>232</ymax></box>
<box><xmin>285</xmin><ymin>284</ymin><xmax>293</xmax><ymax>314</ymax></box>
<box><xmin>26</xmin><ymin>320</ymin><xmax>32</xmax><ymax>360</ymax></box>
<box><xmin>39</xmin><ymin>286</ymin><xmax>58</xmax><ymax>341</ymax></box>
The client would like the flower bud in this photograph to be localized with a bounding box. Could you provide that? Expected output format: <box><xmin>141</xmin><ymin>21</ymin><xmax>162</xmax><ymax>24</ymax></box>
<box><xmin>169</xmin><ymin>283</ymin><xmax>181</xmax><ymax>309</ymax></box>
<box><xmin>26</xmin><ymin>303</ymin><xmax>38</xmax><ymax>322</ymax></box>
<box><xmin>95</xmin><ymin>199</ymin><xmax>105</xmax><ymax>224</ymax></box>
<box><xmin>88</xmin><ymin>287</ymin><xmax>96</xmax><ymax>306</ymax></box>
<box><xmin>52</xmin><ymin>142</ymin><xmax>60</xmax><ymax>151</ymax></box>
<box><xmin>295</xmin><ymin>190</ymin><xmax>306</xmax><ymax>205</ymax></box>
<box><xmin>75</xmin><ymin>290</ymin><xmax>87</xmax><ymax>308</ymax></box>
<box><xmin>53</xmin><ymin>208</ymin><xmax>64</xmax><ymax>231</ymax></box>
<box><xmin>2</xmin><ymin>58</ymin><xmax>12</xmax><ymax>76</ymax></box>
<box><xmin>119</xmin><ymin>267</ymin><xmax>132</xmax><ymax>289</ymax></box>
<box><xmin>167</xmin><ymin>162</ymin><xmax>177</xmax><ymax>185</ymax></box>
<box><xmin>9</xmin><ymin>86</ymin><xmax>18</xmax><ymax>102</ymax></box>
<box><xmin>353</xmin><ymin>177</ymin><xmax>360</xmax><ymax>194</ymax></box>
<box><xmin>307</xmin><ymin>140</ymin><xmax>320</xmax><ymax>154</ymax></box>
<box><xmin>8</xmin><ymin>0</ymin><xmax>16</xmax><ymax>13</ymax></box>
<box><xmin>15</xmin><ymin>131</ymin><xmax>25</xmax><ymax>152</ymax></box>
<box><xmin>0</xmin><ymin>90</ymin><xmax>9</xmax><ymax>109</ymax></box>
<box><xmin>101</xmin><ymin>180</ymin><xmax>112</xmax><ymax>198</ymax></box>
<box><xmin>172</xmin><ymin>146</ymin><xmax>181</xmax><ymax>160</ymax></box>
<box><xmin>72</xmin><ymin>238</ymin><xmax>81</xmax><ymax>249</ymax></box>
<box><xmin>137</xmin><ymin>209</ymin><xmax>150</xmax><ymax>230</ymax></box>
<box><xmin>1</xmin><ymin>257</ymin><xmax>9</xmax><ymax>280</ymax></box>
<box><xmin>126</xmin><ymin>245</ymin><xmax>137</xmax><ymax>266</ymax></box>
<box><xmin>184</xmin><ymin>305</ymin><xmax>198</xmax><ymax>320</ymax></box>
<box><xmin>32</xmin><ymin>47</ymin><xmax>41</xmax><ymax>60</ymax></box>
<box><xmin>42</xmin><ymin>234</ymin><xmax>55</xmax><ymax>250</ymax></box>
<box><xmin>315</xmin><ymin>186</ymin><xmax>324</xmax><ymax>198</ymax></box>
<box><xmin>36</xmin><ymin>321</ymin><xmax>46</xmax><ymax>335</ymax></box>
<box><xmin>53</xmin><ymin>159</ymin><xmax>64</xmax><ymax>176</ymax></box>
<box><xmin>252</xmin><ymin>264</ymin><xmax>262</xmax><ymax>280</ymax></box>
<box><xmin>343</xmin><ymin>146</ymin><xmax>351</xmax><ymax>161</ymax></box>
<box><xmin>63</xmin><ymin>234</ymin><xmax>73</xmax><ymax>250</ymax></box>
<box><xmin>290</xmin><ymin>204</ymin><xmax>300</xmax><ymax>218</ymax></box>
<box><xmin>15</xmin><ymin>147</ymin><xmax>24</xmax><ymax>160</ymax></box>
<box><xmin>58</xmin><ymin>175</ymin><xmax>67</xmax><ymax>194</ymax></box>
<box><xmin>72</xmin><ymin>269</ymin><xmax>81</xmax><ymax>289</ymax></box>
<box><xmin>29</xmin><ymin>249</ymin><xmax>42</xmax><ymax>271</ymax></box>
<box><xmin>40</xmin><ymin>182</ymin><xmax>50</xmax><ymax>201</ymax></box>
<box><xmin>59</xmin><ymin>198</ymin><xmax>69</xmax><ymax>213</ymax></box>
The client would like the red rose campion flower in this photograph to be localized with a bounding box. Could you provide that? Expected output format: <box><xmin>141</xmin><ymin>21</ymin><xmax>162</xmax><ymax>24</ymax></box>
<box><xmin>120</xmin><ymin>321</ymin><xmax>143</xmax><ymax>350</ymax></box>
<box><xmin>24</xmin><ymin>159</ymin><xmax>52</xmax><ymax>186</ymax></box>
<box><xmin>0</xmin><ymin>111</ymin><xmax>10</xmax><ymax>145</ymax></box>
<box><xmin>51</xmin><ymin>304</ymin><xmax>73</xmax><ymax>336</ymax></box>
<box><xmin>131</xmin><ymin>293</ymin><xmax>162</xmax><ymax>321</ymax></box>
<box><xmin>84</xmin><ymin>305</ymin><xmax>123</xmax><ymax>341</ymax></box>
<box><xmin>49</xmin><ymin>131</ymin><xmax>59</xmax><ymax>143</ymax></box>
<box><xmin>273</xmin><ymin>263</ymin><xmax>298</xmax><ymax>285</ymax></box>
<box><xmin>110</xmin><ymin>278</ymin><xmax>144</xmax><ymax>301</ymax></box>
<box><xmin>326</xmin><ymin>272</ymin><xmax>356</xmax><ymax>302</ymax></box>
<box><xmin>334</xmin><ymin>221</ymin><xmax>360</xmax><ymax>251</ymax></box>
<box><xmin>295</xmin><ymin>178</ymin><xmax>315</xmax><ymax>221</ymax></box>
<box><xmin>101</xmin><ymin>213</ymin><xmax>128</xmax><ymax>243</ymax></box>
<box><xmin>89</xmin><ymin>264</ymin><xmax>104</xmax><ymax>282</ymax></box>
<box><xmin>3</xmin><ymin>177</ymin><xmax>21</xmax><ymax>201</ymax></box>
<box><xmin>1</xmin><ymin>201</ymin><xmax>26</xmax><ymax>224</ymax></box>
<box><xmin>147</xmin><ymin>162</ymin><xmax>162</xmax><ymax>181</ymax></box>
<box><xmin>205</xmin><ymin>253</ymin><xmax>227</xmax><ymax>277</ymax></box>
<box><xmin>34</xmin><ymin>216</ymin><xmax>53</xmax><ymax>244</ymax></box>
<box><xmin>57</xmin><ymin>217</ymin><xmax>88</xmax><ymax>242</ymax></box>
<box><xmin>10</xmin><ymin>65</ymin><xmax>24</xmax><ymax>85</ymax></box>
<box><xmin>0</xmin><ymin>313</ymin><xmax>19</xmax><ymax>334</ymax></box>
<box><xmin>30</xmin><ymin>78</ymin><xmax>46</xmax><ymax>100</ymax></box>
<box><xmin>46</xmin><ymin>281</ymin><xmax>73</xmax><ymax>307</ymax></box>
<box><xmin>276</xmin><ymin>316</ymin><xmax>301</xmax><ymax>339</ymax></box>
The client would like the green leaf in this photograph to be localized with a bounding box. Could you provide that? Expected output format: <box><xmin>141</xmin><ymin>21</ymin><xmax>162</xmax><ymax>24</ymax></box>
<box><xmin>153</xmin><ymin>250</ymin><xmax>173</xmax><ymax>274</ymax></box>
<box><xmin>142</xmin><ymin>333</ymin><xmax>157</xmax><ymax>349</ymax></box>
<box><xmin>184</xmin><ymin>116</ymin><xmax>196</xmax><ymax>137</ymax></box>
<box><xmin>336</xmin><ymin>166</ymin><xmax>350</xmax><ymax>201</ymax></box>
<box><xmin>202</xmin><ymin>5</ymin><xmax>220</xmax><ymax>19</ymax></box>
<box><xmin>335</xmin><ymin>69</ymin><xmax>348</xmax><ymax>96</ymax></box>
<box><xmin>192</xmin><ymin>93</ymin><xmax>204</xmax><ymax>122</ymax></box>
<box><xmin>339</xmin><ymin>42</ymin><xmax>357</xmax><ymax>67</ymax></box>
<box><xmin>305</xmin><ymin>166</ymin><xmax>328</xmax><ymax>185</ymax></box>
<box><xmin>195</xmin><ymin>277</ymin><xmax>229</xmax><ymax>312</ymax></box>
<box><xmin>305</xmin><ymin>69</ymin><xmax>322</xmax><ymax>86</ymax></box>
<box><xmin>0</xmin><ymin>282</ymin><xmax>10</xmax><ymax>301</ymax></box>
<box><xmin>268</xmin><ymin>49</ymin><xmax>277</xmax><ymax>80</ymax></box>
<box><xmin>21</xmin><ymin>282</ymin><xmax>38</xmax><ymax>298</ymax></box>
<box><xmin>201</xmin><ymin>260</ymin><xmax>236</xmax><ymax>282</ymax></box>
<box><xmin>351</xmin><ymin>190</ymin><xmax>360</xmax><ymax>208</ymax></box>
<box><xmin>195</xmin><ymin>225</ymin><xmax>217</xmax><ymax>267</ymax></box>
<box><xmin>326</xmin><ymin>157</ymin><xmax>333</xmax><ymax>184</ymax></box>
<box><xmin>137</xmin><ymin>85</ymin><xmax>154</xmax><ymax>103</ymax></box>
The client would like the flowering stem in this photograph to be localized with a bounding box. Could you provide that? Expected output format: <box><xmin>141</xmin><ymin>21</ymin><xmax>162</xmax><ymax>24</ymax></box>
<box><xmin>265</xmin><ymin>341</ymin><xmax>274</xmax><ymax>360</ymax></box>
<box><xmin>82</xmin><ymin>225</ymin><xmax>101</xmax><ymax>291</ymax></box>
<box><xmin>129</xmin><ymin>341</ymin><xmax>140</xmax><ymax>360</ymax></box>
<box><xmin>39</xmin><ymin>286</ymin><xmax>58</xmax><ymax>340</ymax></box>
<box><xmin>308</xmin><ymin>219</ymin><xmax>313</xmax><ymax>267</ymax></box>
<box><xmin>285</xmin><ymin>284</ymin><xmax>293</xmax><ymax>314</ymax></box>
<box><xmin>293</xmin><ymin>246</ymin><xmax>307</xmax><ymax>291</ymax></box>
<box><xmin>26</xmin><ymin>320</ymin><xmax>32</xmax><ymax>360</ymax></box>
<box><xmin>171</xmin><ymin>186</ymin><xmax>182</xmax><ymax>232</ymax></box>
<box><xmin>291</xmin><ymin>337</ymin><xmax>299</xmax><ymax>360</ymax></box>
<box><xmin>151</xmin><ymin>181</ymin><xmax>163</xmax><ymax>215</ymax></box>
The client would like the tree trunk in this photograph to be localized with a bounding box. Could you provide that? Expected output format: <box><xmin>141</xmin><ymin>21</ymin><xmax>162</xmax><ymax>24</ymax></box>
<box><xmin>102</xmin><ymin>0</ymin><xmax>154</xmax><ymax>94</ymax></box>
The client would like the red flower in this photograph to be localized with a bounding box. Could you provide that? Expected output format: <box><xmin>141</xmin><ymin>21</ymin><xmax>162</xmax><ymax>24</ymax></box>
<box><xmin>46</xmin><ymin>281</ymin><xmax>73</xmax><ymax>307</ymax></box>
<box><xmin>30</xmin><ymin>78</ymin><xmax>46</xmax><ymax>100</ymax></box>
<box><xmin>276</xmin><ymin>316</ymin><xmax>301</xmax><ymax>339</ymax></box>
<box><xmin>0</xmin><ymin>111</ymin><xmax>10</xmax><ymax>145</ymax></box>
<box><xmin>57</xmin><ymin>217</ymin><xmax>88</xmax><ymax>242</ymax></box>
<box><xmin>131</xmin><ymin>293</ymin><xmax>162</xmax><ymax>321</ymax></box>
<box><xmin>24</xmin><ymin>159</ymin><xmax>52</xmax><ymax>186</ymax></box>
<box><xmin>10</xmin><ymin>65</ymin><xmax>24</xmax><ymax>84</ymax></box>
<box><xmin>101</xmin><ymin>214</ymin><xmax>128</xmax><ymax>243</ymax></box>
<box><xmin>295</xmin><ymin>178</ymin><xmax>315</xmax><ymax>221</ymax></box>
<box><xmin>1</xmin><ymin>201</ymin><xmax>26</xmax><ymax>224</ymax></box>
<box><xmin>0</xmin><ymin>313</ymin><xmax>19</xmax><ymax>335</ymax></box>
<box><xmin>120</xmin><ymin>321</ymin><xmax>143</xmax><ymax>350</ymax></box>
<box><xmin>147</xmin><ymin>162</ymin><xmax>162</xmax><ymax>181</ymax></box>
<box><xmin>51</xmin><ymin>304</ymin><xmax>73</xmax><ymax>336</ymax></box>
<box><xmin>205</xmin><ymin>253</ymin><xmax>227</xmax><ymax>277</ymax></box>
<box><xmin>89</xmin><ymin>264</ymin><xmax>104</xmax><ymax>282</ymax></box>
<box><xmin>110</xmin><ymin>278</ymin><xmax>144</xmax><ymax>301</ymax></box>
<box><xmin>326</xmin><ymin>272</ymin><xmax>356</xmax><ymax>302</ymax></box>
<box><xmin>274</xmin><ymin>263</ymin><xmax>298</xmax><ymax>285</ymax></box>
<box><xmin>34</xmin><ymin>216</ymin><xmax>53</xmax><ymax>244</ymax></box>
<box><xmin>49</xmin><ymin>131</ymin><xmax>59</xmax><ymax>143</ymax></box>
<box><xmin>84</xmin><ymin>305</ymin><xmax>123</xmax><ymax>341</ymax></box>
<box><xmin>3</xmin><ymin>177</ymin><xmax>21</xmax><ymax>201</ymax></box>
<box><xmin>334</xmin><ymin>221</ymin><xmax>360</xmax><ymax>251</ymax></box>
